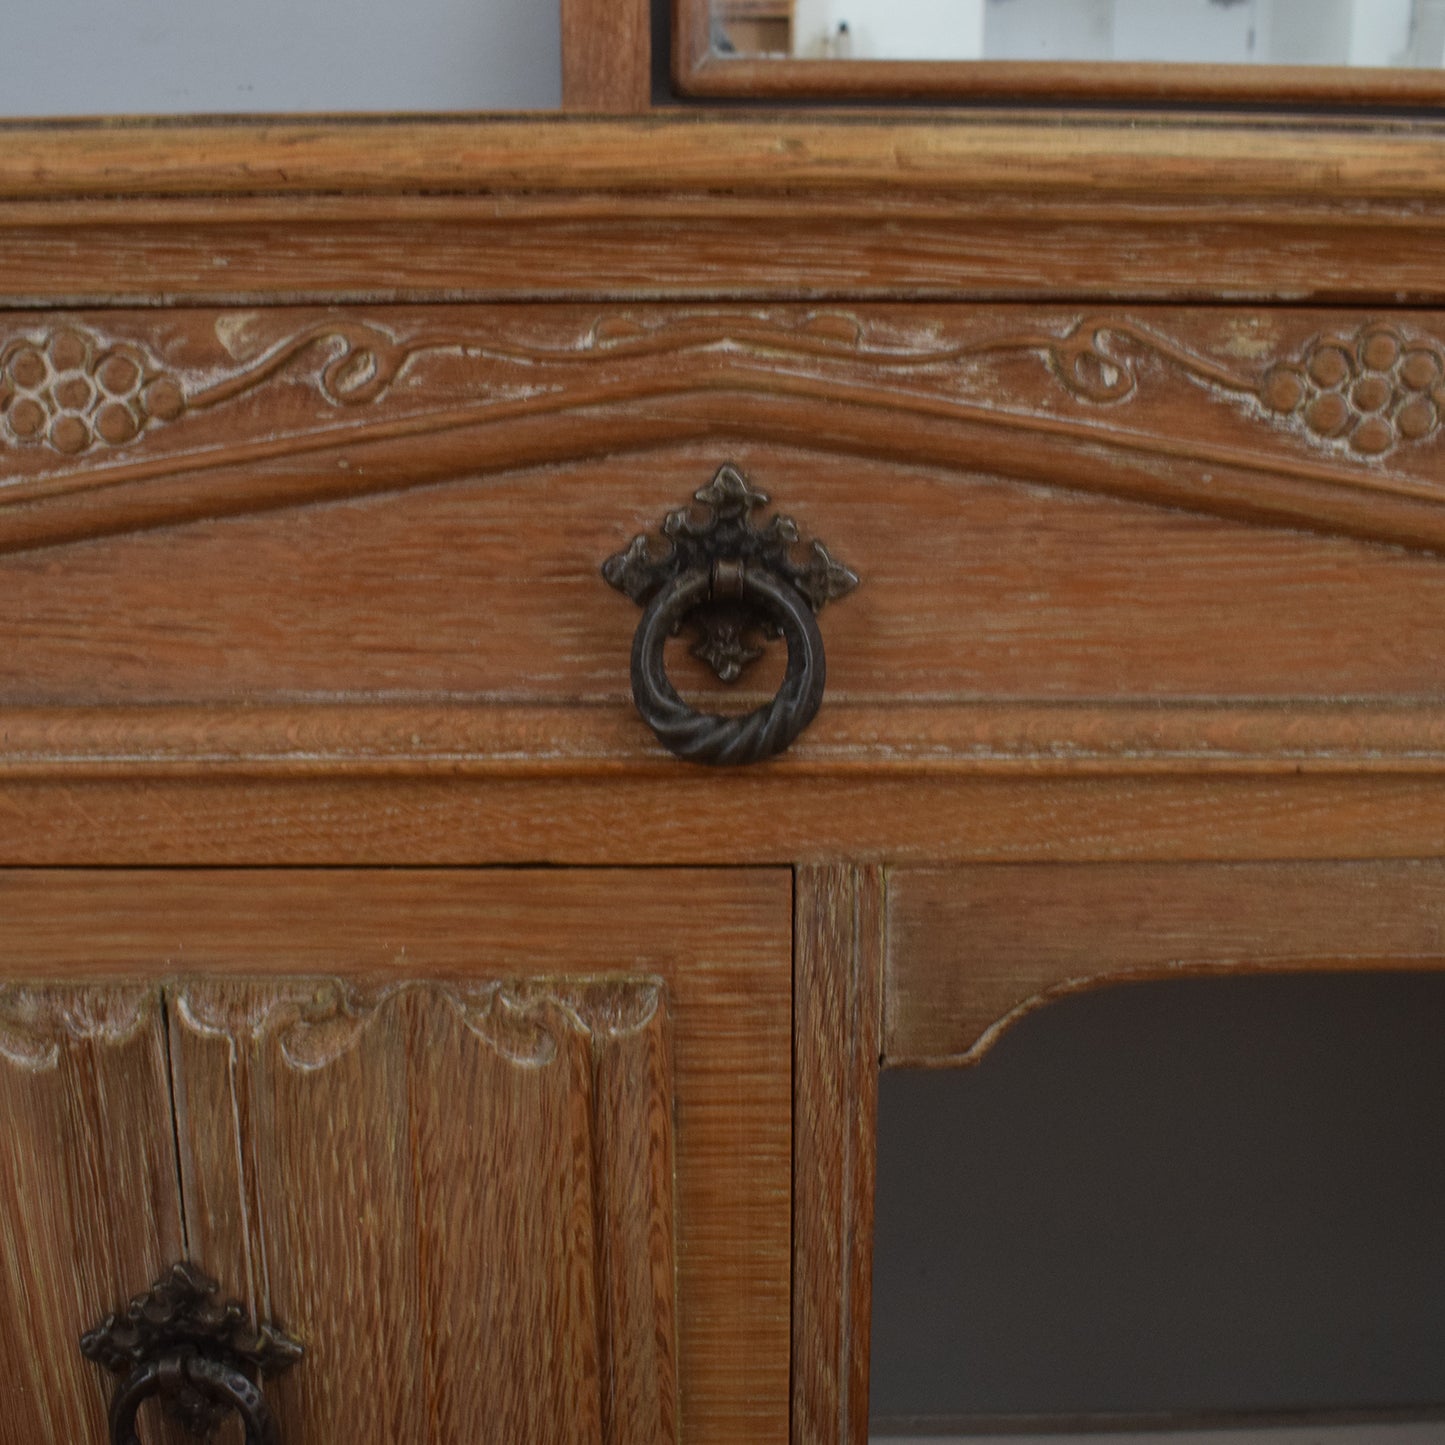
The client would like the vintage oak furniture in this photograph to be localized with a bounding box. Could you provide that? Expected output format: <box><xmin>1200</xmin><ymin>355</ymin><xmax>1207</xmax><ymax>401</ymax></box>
<box><xmin>5</xmin><ymin>21</ymin><xmax>1445</xmax><ymax>1440</ymax></box>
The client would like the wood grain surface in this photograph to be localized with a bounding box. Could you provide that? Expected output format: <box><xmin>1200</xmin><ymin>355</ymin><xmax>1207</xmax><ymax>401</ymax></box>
<box><xmin>8</xmin><ymin>774</ymin><xmax>1445</xmax><ymax>867</ymax></box>
<box><xmin>677</xmin><ymin>48</ymin><xmax>1445</xmax><ymax>106</ymax></box>
<box><xmin>12</xmin><ymin>442</ymin><xmax>1445</xmax><ymax>707</ymax></box>
<box><xmin>794</xmin><ymin>865</ymin><xmax>885</xmax><ymax>1445</ymax></box>
<box><xmin>0</xmin><ymin>986</ymin><xmax>183</xmax><ymax>1445</ymax></box>
<box><xmin>0</xmin><ymin>870</ymin><xmax>792</xmax><ymax>1445</ymax></box>
<box><xmin>886</xmin><ymin>861</ymin><xmax>1445</xmax><ymax>1066</ymax></box>
<box><xmin>563</xmin><ymin>0</ymin><xmax>652</xmax><ymax>110</ymax></box>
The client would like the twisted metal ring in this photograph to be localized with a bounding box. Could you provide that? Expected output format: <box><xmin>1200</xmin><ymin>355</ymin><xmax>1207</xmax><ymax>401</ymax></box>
<box><xmin>110</xmin><ymin>1355</ymin><xmax>279</xmax><ymax>1445</ymax></box>
<box><xmin>631</xmin><ymin>563</ymin><xmax>826</xmax><ymax>765</ymax></box>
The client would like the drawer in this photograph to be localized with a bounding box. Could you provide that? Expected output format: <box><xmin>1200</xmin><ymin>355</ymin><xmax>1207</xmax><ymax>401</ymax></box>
<box><xmin>3</xmin><ymin>306</ymin><xmax>1445</xmax><ymax>722</ymax></box>
<box><xmin>4</xmin><ymin>304</ymin><xmax>1445</xmax><ymax>866</ymax></box>
<box><xmin>0</xmin><ymin>869</ymin><xmax>791</xmax><ymax>1445</ymax></box>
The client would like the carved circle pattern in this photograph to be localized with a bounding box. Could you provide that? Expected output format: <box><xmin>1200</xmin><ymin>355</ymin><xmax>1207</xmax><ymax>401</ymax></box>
<box><xmin>1258</xmin><ymin>325</ymin><xmax>1445</xmax><ymax>457</ymax></box>
<box><xmin>0</xmin><ymin>329</ymin><xmax>184</xmax><ymax>454</ymax></box>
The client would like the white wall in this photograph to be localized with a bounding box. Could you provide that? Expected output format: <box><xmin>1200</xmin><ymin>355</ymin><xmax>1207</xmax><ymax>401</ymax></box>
<box><xmin>0</xmin><ymin>0</ymin><xmax>560</xmax><ymax>115</ymax></box>
<box><xmin>794</xmin><ymin>0</ymin><xmax>986</xmax><ymax>59</ymax></box>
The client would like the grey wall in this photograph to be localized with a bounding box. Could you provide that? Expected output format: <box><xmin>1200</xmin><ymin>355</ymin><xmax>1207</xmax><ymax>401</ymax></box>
<box><xmin>0</xmin><ymin>0</ymin><xmax>560</xmax><ymax>114</ymax></box>
<box><xmin>871</xmin><ymin>973</ymin><xmax>1445</xmax><ymax>1425</ymax></box>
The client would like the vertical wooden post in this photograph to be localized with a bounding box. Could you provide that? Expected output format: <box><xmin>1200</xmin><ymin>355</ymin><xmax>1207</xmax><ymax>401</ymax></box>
<box><xmin>562</xmin><ymin>0</ymin><xmax>654</xmax><ymax>112</ymax></box>
<box><xmin>794</xmin><ymin>864</ymin><xmax>885</xmax><ymax>1445</ymax></box>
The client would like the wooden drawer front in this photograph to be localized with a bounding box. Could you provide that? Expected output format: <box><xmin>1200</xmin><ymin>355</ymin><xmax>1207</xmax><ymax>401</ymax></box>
<box><xmin>0</xmin><ymin>869</ymin><xmax>792</xmax><ymax>1445</ymax></box>
<box><xmin>3</xmin><ymin>305</ymin><xmax>1445</xmax><ymax>767</ymax></box>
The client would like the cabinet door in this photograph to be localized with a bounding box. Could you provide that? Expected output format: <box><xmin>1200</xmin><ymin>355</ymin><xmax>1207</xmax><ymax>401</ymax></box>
<box><xmin>0</xmin><ymin>869</ymin><xmax>792</xmax><ymax>1445</ymax></box>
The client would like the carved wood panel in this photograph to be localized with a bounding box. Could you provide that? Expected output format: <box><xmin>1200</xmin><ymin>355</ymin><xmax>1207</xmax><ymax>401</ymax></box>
<box><xmin>170</xmin><ymin>977</ymin><xmax>678</xmax><ymax>1445</ymax></box>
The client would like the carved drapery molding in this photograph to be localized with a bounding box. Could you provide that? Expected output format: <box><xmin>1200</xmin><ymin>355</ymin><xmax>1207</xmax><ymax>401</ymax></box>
<box><xmin>171</xmin><ymin>976</ymin><xmax>664</xmax><ymax>1071</ymax></box>
<box><xmin>0</xmin><ymin>985</ymin><xmax>157</xmax><ymax>1070</ymax></box>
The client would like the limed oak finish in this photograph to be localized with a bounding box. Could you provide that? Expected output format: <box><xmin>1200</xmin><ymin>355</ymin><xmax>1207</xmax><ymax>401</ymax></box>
<box><xmin>2</xmin><ymin>113</ymin><xmax>1445</xmax><ymax>1443</ymax></box>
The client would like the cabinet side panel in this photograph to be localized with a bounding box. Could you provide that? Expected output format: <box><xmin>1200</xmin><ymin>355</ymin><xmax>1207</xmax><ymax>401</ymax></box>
<box><xmin>0</xmin><ymin>985</ymin><xmax>182</xmax><ymax>1445</ymax></box>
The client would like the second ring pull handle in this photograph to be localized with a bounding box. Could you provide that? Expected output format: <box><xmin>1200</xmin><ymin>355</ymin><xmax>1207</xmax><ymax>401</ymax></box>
<box><xmin>604</xmin><ymin>464</ymin><xmax>858</xmax><ymax>766</ymax></box>
<box><xmin>109</xmin><ymin>1354</ymin><xmax>279</xmax><ymax>1445</ymax></box>
<box><xmin>81</xmin><ymin>1261</ymin><xmax>303</xmax><ymax>1444</ymax></box>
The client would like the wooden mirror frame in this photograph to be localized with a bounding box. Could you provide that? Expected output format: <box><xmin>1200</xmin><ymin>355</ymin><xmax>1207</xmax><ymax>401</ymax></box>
<box><xmin>673</xmin><ymin>0</ymin><xmax>1445</xmax><ymax>105</ymax></box>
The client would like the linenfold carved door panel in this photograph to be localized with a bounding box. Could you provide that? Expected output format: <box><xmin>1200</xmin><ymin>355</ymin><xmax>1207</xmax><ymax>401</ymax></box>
<box><xmin>0</xmin><ymin>870</ymin><xmax>792</xmax><ymax>1445</ymax></box>
<box><xmin>169</xmin><ymin>977</ymin><xmax>678</xmax><ymax>1445</ymax></box>
<box><xmin>0</xmin><ymin>986</ymin><xmax>183</xmax><ymax>1444</ymax></box>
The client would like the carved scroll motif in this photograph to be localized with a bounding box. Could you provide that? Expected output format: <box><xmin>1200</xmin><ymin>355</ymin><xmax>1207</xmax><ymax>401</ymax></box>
<box><xmin>1005</xmin><ymin>317</ymin><xmax>1445</xmax><ymax>459</ymax></box>
<box><xmin>171</xmin><ymin>976</ymin><xmax>664</xmax><ymax>1072</ymax></box>
<box><xmin>3</xmin><ymin>312</ymin><xmax>1442</xmax><ymax>463</ymax></box>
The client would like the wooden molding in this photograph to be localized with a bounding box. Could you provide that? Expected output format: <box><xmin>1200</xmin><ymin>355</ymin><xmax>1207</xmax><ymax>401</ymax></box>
<box><xmin>3</xmin><ymin>308</ymin><xmax>1445</xmax><ymax>557</ymax></box>
<box><xmin>6</xmin><ymin>120</ymin><xmax>1445</xmax><ymax>305</ymax></box>
<box><xmin>173</xmin><ymin>975</ymin><xmax>665</xmax><ymax>1068</ymax></box>
<box><xmin>9</xmin><ymin>702</ymin><xmax>1445</xmax><ymax>779</ymax></box>
<box><xmin>0</xmin><ymin>983</ymin><xmax>157</xmax><ymax>1071</ymax></box>
<box><xmin>679</xmin><ymin>52</ymin><xmax>1445</xmax><ymax>105</ymax></box>
<box><xmin>4</xmin><ymin>117</ymin><xmax>1445</xmax><ymax>203</ymax></box>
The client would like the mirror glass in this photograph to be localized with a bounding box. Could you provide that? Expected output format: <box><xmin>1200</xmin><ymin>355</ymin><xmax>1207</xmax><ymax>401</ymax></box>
<box><xmin>709</xmin><ymin>0</ymin><xmax>1445</xmax><ymax>68</ymax></box>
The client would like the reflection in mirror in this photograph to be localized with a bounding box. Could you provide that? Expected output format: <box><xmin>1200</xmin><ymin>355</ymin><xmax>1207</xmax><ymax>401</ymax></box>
<box><xmin>0</xmin><ymin>0</ymin><xmax>559</xmax><ymax>114</ymax></box>
<box><xmin>711</xmin><ymin>0</ymin><xmax>1445</xmax><ymax>67</ymax></box>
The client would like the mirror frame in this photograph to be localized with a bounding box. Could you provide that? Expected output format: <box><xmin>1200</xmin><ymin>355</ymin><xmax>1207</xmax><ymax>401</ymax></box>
<box><xmin>674</xmin><ymin>0</ymin><xmax>1445</xmax><ymax>104</ymax></box>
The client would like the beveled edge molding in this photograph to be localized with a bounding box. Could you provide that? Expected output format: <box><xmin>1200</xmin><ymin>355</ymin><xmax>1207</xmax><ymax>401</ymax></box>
<box><xmin>5</xmin><ymin>701</ymin><xmax>1445</xmax><ymax>778</ymax></box>
<box><xmin>2</xmin><ymin>117</ymin><xmax>1445</xmax><ymax>202</ymax></box>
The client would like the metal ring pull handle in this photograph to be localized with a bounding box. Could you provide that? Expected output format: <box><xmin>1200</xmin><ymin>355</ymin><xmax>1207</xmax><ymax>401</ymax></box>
<box><xmin>82</xmin><ymin>1262</ymin><xmax>303</xmax><ymax>1445</ymax></box>
<box><xmin>632</xmin><ymin>561</ymin><xmax>826</xmax><ymax>766</ymax></box>
<box><xmin>110</xmin><ymin>1355</ymin><xmax>278</xmax><ymax>1445</ymax></box>
<box><xmin>604</xmin><ymin>464</ymin><xmax>858</xmax><ymax>766</ymax></box>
